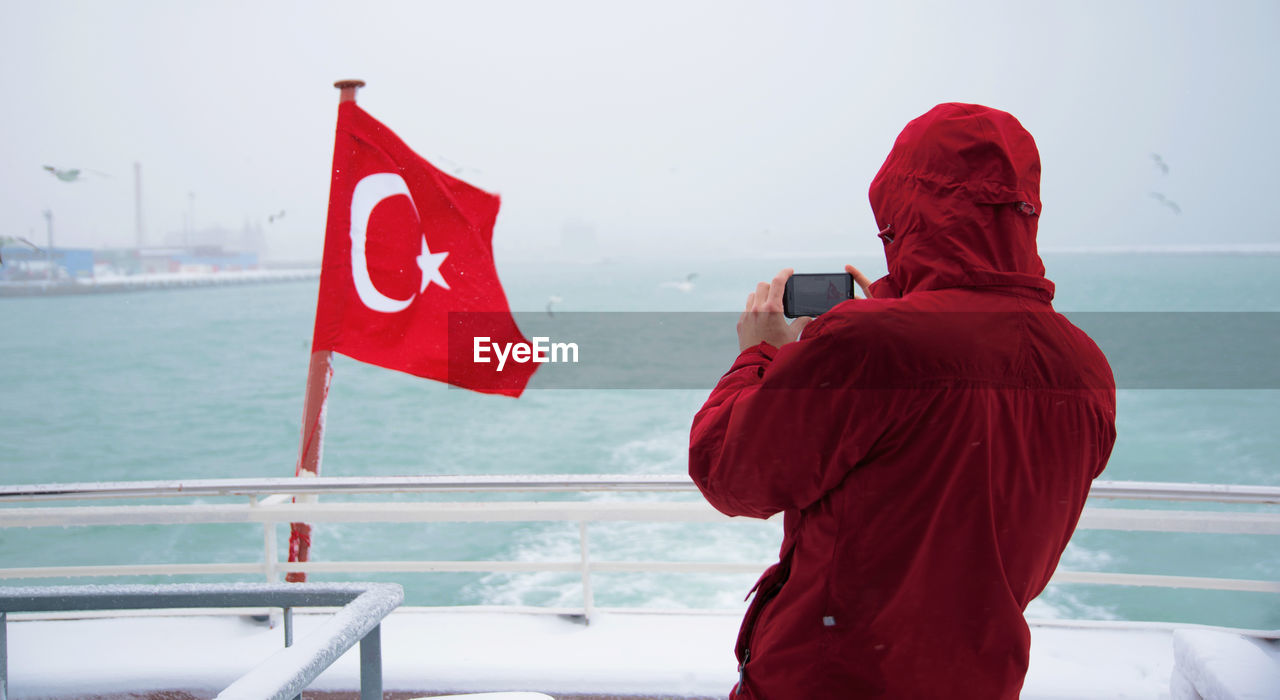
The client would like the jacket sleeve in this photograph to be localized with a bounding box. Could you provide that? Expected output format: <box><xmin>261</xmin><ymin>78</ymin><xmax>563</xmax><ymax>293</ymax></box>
<box><xmin>688</xmin><ymin>322</ymin><xmax>898</xmax><ymax>519</ymax></box>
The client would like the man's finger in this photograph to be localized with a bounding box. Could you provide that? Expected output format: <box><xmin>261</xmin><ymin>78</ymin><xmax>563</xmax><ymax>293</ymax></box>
<box><xmin>744</xmin><ymin>292</ymin><xmax>755</xmax><ymax>311</ymax></box>
<box><xmin>845</xmin><ymin>264</ymin><xmax>873</xmax><ymax>299</ymax></box>
<box><xmin>755</xmin><ymin>281</ymin><xmax>771</xmax><ymax>308</ymax></box>
<box><xmin>767</xmin><ymin>268</ymin><xmax>794</xmax><ymax>309</ymax></box>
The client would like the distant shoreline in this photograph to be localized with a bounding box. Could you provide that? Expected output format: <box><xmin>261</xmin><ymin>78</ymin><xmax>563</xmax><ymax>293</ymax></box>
<box><xmin>1038</xmin><ymin>245</ymin><xmax>1280</xmax><ymax>255</ymax></box>
<box><xmin>506</xmin><ymin>246</ymin><xmax>1280</xmax><ymax>265</ymax></box>
<box><xmin>0</xmin><ymin>268</ymin><xmax>318</xmax><ymax>298</ymax></box>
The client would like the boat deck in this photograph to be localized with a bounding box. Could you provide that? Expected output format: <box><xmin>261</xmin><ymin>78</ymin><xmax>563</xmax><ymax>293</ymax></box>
<box><xmin>7</xmin><ymin>607</ymin><xmax>1236</xmax><ymax>699</ymax></box>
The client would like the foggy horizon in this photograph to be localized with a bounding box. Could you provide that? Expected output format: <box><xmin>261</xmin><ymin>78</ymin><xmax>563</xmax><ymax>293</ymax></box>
<box><xmin>3</xmin><ymin>1</ymin><xmax>1278</xmax><ymax>264</ymax></box>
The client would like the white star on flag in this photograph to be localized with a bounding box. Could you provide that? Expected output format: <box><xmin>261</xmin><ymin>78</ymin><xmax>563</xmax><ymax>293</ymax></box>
<box><xmin>417</xmin><ymin>238</ymin><xmax>450</xmax><ymax>292</ymax></box>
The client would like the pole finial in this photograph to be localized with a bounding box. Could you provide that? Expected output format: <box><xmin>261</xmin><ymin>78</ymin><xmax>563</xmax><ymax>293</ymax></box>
<box><xmin>334</xmin><ymin>79</ymin><xmax>366</xmax><ymax>104</ymax></box>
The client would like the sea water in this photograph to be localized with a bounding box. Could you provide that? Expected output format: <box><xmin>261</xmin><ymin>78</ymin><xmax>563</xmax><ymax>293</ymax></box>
<box><xmin>1</xmin><ymin>252</ymin><xmax>1277</xmax><ymax>628</ymax></box>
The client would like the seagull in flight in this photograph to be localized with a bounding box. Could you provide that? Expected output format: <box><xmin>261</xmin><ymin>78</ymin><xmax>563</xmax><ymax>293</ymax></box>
<box><xmin>42</xmin><ymin>165</ymin><xmax>109</xmax><ymax>182</ymax></box>
<box><xmin>429</xmin><ymin>154</ymin><xmax>483</xmax><ymax>177</ymax></box>
<box><xmin>1150</xmin><ymin>153</ymin><xmax>1170</xmax><ymax>175</ymax></box>
<box><xmin>268</xmin><ymin>210</ymin><xmax>286</xmax><ymax>223</ymax></box>
<box><xmin>1149</xmin><ymin>192</ymin><xmax>1181</xmax><ymax>215</ymax></box>
<box><xmin>659</xmin><ymin>272</ymin><xmax>698</xmax><ymax>293</ymax></box>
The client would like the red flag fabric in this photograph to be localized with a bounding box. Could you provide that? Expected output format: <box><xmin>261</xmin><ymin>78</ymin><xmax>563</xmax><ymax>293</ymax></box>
<box><xmin>313</xmin><ymin>102</ymin><xmax>536</xmax><ymax>397</ymax></box>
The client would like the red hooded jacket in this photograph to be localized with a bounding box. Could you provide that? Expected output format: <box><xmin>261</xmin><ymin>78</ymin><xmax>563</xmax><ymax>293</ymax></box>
<box><xmin>689</xmin><ymin>104</ymin><xmax>1116</xmax><ymax>699</ymax></box>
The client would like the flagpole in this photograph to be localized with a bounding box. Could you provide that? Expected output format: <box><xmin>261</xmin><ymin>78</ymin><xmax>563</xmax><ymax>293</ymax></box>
<box><xmin>286</xmin><ymin>79</ymin><xmax>365</xmax><ymax>583</ymax></box>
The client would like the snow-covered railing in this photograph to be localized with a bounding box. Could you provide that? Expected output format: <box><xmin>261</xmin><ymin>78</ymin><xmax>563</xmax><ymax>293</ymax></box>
<box><xmin>0</xmin><ymin>476</ymin><xmax>1277</xmax><ymax>622</ymax></box>
<box><xmin>0</xmin><ymin>582</ymin><xmax>402</xmax><ymax>700</ymax></box>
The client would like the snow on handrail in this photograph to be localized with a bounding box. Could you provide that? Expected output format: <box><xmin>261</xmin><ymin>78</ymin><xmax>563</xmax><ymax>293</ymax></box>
<box><xmin>1</xmin><ymin>475</ymin><xmax>1277</xmax><ymax>504</ymax></box>
<box><xmin>0</xmin><ymin>474</ymin><xmax>696</xmax><ymax>501</ymax></box>
<box><xmin>1</xmin><ymin>501</ymin><xmax>1279</xmax><ymax>534</ymax></box>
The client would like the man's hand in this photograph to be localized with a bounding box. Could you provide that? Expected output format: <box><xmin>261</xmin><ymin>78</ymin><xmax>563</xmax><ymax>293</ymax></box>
<box><xmin>737</xmin><ymin>268</ymin><xmax>812</xmax><ymax>352</ymax></box>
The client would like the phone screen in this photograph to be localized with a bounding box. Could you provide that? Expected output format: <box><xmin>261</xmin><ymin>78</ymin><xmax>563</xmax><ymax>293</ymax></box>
<box><xmin>783</xmin><ymin>273</ymin><xmax>854</xmax><ymax>318</ymax></box>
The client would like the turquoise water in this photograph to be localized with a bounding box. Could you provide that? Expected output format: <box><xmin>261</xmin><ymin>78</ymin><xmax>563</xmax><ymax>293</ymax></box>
<box><xmin>1</xmin><ymin>252</ymin><xmax>1277</xmax><ymax>627</ymax></box>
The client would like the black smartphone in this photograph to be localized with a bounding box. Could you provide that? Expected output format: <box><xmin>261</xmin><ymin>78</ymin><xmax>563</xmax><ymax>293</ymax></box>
<box><xmin>783</xmin><ymin>272</ymin><xmax>855</xmax><ymax>318</ymax></box>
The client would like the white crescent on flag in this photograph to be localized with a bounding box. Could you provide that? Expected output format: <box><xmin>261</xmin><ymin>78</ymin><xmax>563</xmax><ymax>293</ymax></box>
<box><xmin>349</xmin><ymin>172</ymin><xmax>450</xmax><ymax>313</ymax></box>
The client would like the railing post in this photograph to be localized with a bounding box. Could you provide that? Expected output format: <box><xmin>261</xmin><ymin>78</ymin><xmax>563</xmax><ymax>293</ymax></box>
<box><xmin>579</xmin><ymin>521</ymin><xmax>594</xmax><ymax>624</ymax></box>
<box><xmin>284</xmin><ymin>605</ymin><xmax>299</xmax><ymax>700</ymax></box>
<box><xmin>258</xmin><ymin>496</ymin><xmax>280</xmax><ymax>584</ymax></box>
<box><xmin>258</xmin><ymin>495</ymin><xmax>284</xmax><ymax>630</ymax></box>
<box><xmin>359</xmin><ymin>624</ymin><xmax>383</xmax><ymax>700</ymax></box>
<box><xmin>1</xmin><ymin>611</ymin><xmax>8</xmax><ymax>700</ymax></box>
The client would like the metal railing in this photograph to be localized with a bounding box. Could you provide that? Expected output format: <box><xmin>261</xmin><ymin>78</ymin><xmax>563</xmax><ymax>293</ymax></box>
<box><xmin>0</xmin><ymin>581</ymin><xmax>403</xmax><ymax>700</ymax></box>
<box><xmin>0</xmin><ymin>476</ymin><xmax>1277</xmax><ymax>622</ymax></box>
<box><xmin>5</xmin><ymin>474</ymin><xmax>1276</xmax><ymax>503</ymax></box>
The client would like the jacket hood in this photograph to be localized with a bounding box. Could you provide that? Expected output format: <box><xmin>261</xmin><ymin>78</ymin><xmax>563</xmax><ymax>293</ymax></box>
<box><xmin>867</xmin><ymin>103</ymin><xmax>1054</xmax><ymax>301</ymax></box>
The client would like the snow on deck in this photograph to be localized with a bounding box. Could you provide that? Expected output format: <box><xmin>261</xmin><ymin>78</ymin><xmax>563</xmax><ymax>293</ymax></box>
<box><xmin>5</xmin><ymin>608</ymin><xmax>1186</xmax><ymax>698</ymax></box>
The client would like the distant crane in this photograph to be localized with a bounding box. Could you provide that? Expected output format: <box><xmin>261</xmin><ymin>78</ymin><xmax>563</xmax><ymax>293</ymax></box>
<box><xmin>0</xmin><ymin>236</ymin><xmax>44</xmax><ymax>264</ymax></box>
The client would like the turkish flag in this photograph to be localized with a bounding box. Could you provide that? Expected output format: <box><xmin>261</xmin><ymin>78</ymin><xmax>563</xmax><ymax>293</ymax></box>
<box><xmin>312</xmin><ymin>102</ymin><xmax>536</xmax><ymax>397</ymax></box>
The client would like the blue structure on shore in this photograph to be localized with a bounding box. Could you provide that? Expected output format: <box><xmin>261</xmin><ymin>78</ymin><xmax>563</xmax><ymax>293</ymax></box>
<box><xmin>0</xmin><ymin>246</ymin><xmax>94</xmax><ymax>281</ymax></box>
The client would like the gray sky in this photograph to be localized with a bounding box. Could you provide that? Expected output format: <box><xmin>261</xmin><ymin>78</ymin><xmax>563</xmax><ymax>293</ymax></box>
<box><xmin>3</xmin><ymin>0</ymin><xmax>1278</xmax><ymax>261</ymax></box>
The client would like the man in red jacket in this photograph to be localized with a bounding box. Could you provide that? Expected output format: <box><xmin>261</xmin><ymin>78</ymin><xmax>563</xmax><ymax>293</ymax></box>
<box><xmin>688</xmin><ymin>103</ymin><xmax>1116</xmax><ymax>699</ymax></box>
